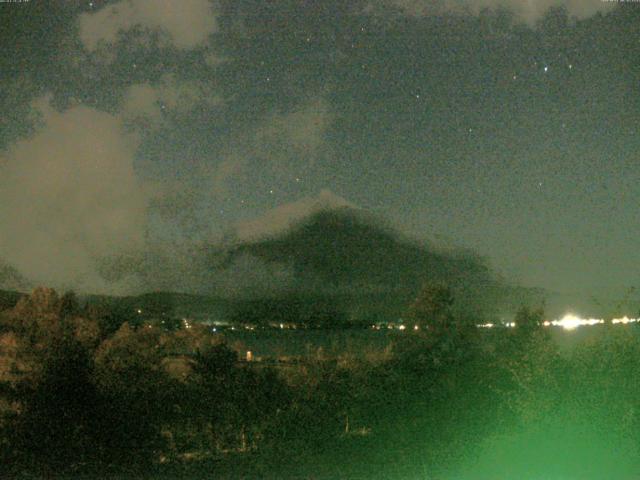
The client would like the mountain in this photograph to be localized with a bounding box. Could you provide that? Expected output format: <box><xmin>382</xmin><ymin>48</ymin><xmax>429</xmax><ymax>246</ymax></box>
<box><xmin>232</xmin><ymin>208</ymin><xmax>448</xmax><ymax>290</ymax></box>
<box><xmin>234</xmin><ymin>189</ymin><xmax>356</xmax><ymax>242</ymax></box>
<box><xmin>0</xmin><ymin>191</ymin><xmax>545</xmax><ymax>325</ymax></box>
<box><xmin>220</xmin><ymin>199</ymin><xmax>543</xmax><ymax>323</ymax></box>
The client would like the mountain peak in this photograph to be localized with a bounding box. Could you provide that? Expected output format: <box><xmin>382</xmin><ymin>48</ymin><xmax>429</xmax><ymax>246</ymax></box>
<box><xmin>234</xmin><ymin>190</ymin><xmax>357</xmax><ymax>242</ymax></box>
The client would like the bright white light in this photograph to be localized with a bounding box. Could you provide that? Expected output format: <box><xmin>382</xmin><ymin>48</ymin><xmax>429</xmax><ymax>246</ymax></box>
<box><xmin>554</xmin><ymin>314</ymin><xmax>582</xmax><ymax>330</ymax></box>
<box><xmin>551</xmin><ymin>314</ymin><xmax>604</xmax><ymax>330</ymax></box>
<box><xmin>474</xmin><ymin>313</ymin><xmax>637</xmax><ymax>331</ymax></box>
<box><xmin>398</xmin><ymin>324</ymin><xmax>406</xmax><ymax>331</ymax></box>
<box><xmin>612</xmin><ymin>316</ymin><xmax>638</xmax><ymax>325</ymax></box>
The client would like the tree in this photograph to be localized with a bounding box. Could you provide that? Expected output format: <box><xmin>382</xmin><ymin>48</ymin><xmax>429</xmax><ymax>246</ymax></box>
<box><xmin>59</xmin><ymin>291</ymin><xmax>80</xmax><ymax>320</ymax></box>
<box><xmin>408</xmin><ymin>282</ymin><xmax>455</xmax><ymax>333</ymax></box>
<box><xmin>0</xmin><ymin>289</ymin><xmax>103</xmax><ymax>472</ymax></box>
<box><xmin>92</xmin><ymin>323</ymin><xmax>174</xmax><ymax>465</ymax></box>
<box><xmin>397</xmin><ymin>282</ymin><xmax>479</xmax><ymax>378</ymax></box>
<box><xmin>495</xmin><ymin>305</ymin><xmax>561</xmax><ymax>425</ymax></box>
<box><xmin>514</xmin><ymin>305</ymin><xmax>544</xmax><ymax>335</ymax></box>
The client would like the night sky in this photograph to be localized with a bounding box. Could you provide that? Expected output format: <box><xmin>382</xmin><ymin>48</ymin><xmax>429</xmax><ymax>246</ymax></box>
<box><xmin>1</xmin><ymin>0</ymin><xmax>639</xmax><ymax>295</ymax></box>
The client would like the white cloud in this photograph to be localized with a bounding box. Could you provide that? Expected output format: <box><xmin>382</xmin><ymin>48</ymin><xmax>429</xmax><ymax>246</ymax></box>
<box><xmin>391</xmin><ymin>0</ymin><xmax>612</xmax><ymax>24</ymax></box>
<box><xmin>0</xmin><ymin>97</ymin><xmax>149</xmax><ymax>293</ymax></box>
<box><xmin>79</xmin><ymin>0</ymin><xmax>217</xmax><ymax>51</ymax></box>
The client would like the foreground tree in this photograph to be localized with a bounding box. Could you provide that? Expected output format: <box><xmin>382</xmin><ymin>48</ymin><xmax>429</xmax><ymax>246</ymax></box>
<box><xmin>514</xmin><ymin>304</ymin><xmax>544</xmax><ymax>335</ymax></box>
<box><xmin>92</xmin><ymin>323</ymin><xmax>177</xmax><ymax>466</ymax></box>
<box><xmin>408</xmin><ymin>282</ymin><xmax>454</xmax><ymax>333</ymax></box>
<box><xmin>0</xmin><ymin>288</ymin><xmax>102</xmax><ymax>471</ymax></box>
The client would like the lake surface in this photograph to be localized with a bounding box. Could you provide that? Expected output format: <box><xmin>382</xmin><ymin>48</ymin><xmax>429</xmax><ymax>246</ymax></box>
<box><xmin>222</xmin><ymin>323</ymin><xmax>640</xmax><ymax>358</ymax></box>
<box><xmin>223</xmin><ymin>328</ymin><xmax>396</xmax><ymax>358</ymax></box>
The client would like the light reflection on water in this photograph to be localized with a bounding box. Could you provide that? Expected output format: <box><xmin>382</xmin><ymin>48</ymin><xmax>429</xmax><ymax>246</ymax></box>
<box><xmin>226</xmin><ymin>314</ymin><xmax>640</xmax><ymax>358</ymax></box>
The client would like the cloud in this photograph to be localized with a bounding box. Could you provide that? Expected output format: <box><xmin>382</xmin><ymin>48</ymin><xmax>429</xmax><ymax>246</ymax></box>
<box><xmin>258</xmin><ymin>100</ymin><xmax>330</xmax><ymax>155</ymax></box>
<box><xmin>122</xmin><ymin>74</ymin><xmax>222</xmax><ymax>124</ymax></box>
<box><xmin>390</xmin><ymin>0</ymin><xmax>612</xmax><ymax>24</ymax></box>
<box><xmin>203</xmin><ymin>99</ymin><xmax>332</xmax><ymax>201</ymax></box>
<box><xmin>210</xmin><ymin>156</ymin><xmax>244</xmax><ymax>199</ymax></box>
<box><xmin>0</xmin><ymin>97</ymin><xmax>149</xmax><ymax>293</ymax></box>
<box><xmin>78</xmin><ymin>0</ymin><xmax>217</xmax><ymax>51</ymax></box>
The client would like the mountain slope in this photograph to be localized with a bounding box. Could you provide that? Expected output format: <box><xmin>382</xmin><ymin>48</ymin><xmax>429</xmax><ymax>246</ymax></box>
<box><xmin>234</xmin><ymin>189</ymin><xmax>356</xmax><ymax>242</ymax></box>
<box><xmin>224</xmin><ymin>206</ymin><xmax>538</xmax><ymax>321</ymax></box>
